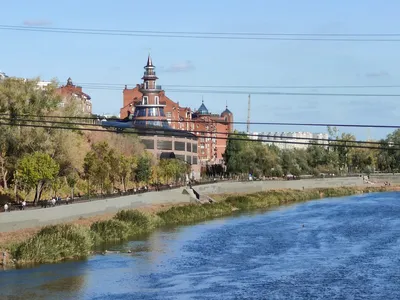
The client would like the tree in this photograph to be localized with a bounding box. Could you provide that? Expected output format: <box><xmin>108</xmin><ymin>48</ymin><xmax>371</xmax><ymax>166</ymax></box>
<box><xmin>330</xmin><ymin>133</ymin><xmax>356</xmax><ymax>173</ymax></box>
<box><xmin>51</xmin><ymin>177</ymin><xmax>63</xmax><ymax>197</ymax></box>
<box><xmin>136</xmin><ymin>155</ymin><xmax>152</xmax><ymax>184</ymax></box>
<box><xmin>66</xmin><ymin>171</ymin><xmax>79</xmax><ymax>199</ymax></box>
<box><xmin>118</xmin><ymin>155</ymin><xmax>132</xmax><ymax>192</ymax></box>
<box><xmin>86</xmin><ymin>142</ymin><xmax>112</xmax><ymax>194</ymax></box>
<box><xmin>224</xmin><ymin>131</ymin><xmax>250</xmax><ymax>175</ymax></box>
<box><xmin>0</xmin><ymin>78</ymin><xmax>64</xmax><ymax>190</ymax></box>
<box><xmin>83</xmin><ymin>151</ymin><xmax>97</xmax><ymax>197</ymax></box>
<box><xmin>16</xmin><ymin>152</ymin><xmax>60</xmax><ymax>204</ymax></box>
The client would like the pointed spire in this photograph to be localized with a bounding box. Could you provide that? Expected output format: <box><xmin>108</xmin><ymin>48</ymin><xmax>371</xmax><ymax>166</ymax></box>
<box><xmin>146</xmin><ymin>54</ymin><xmax>153</xmax><ymax>67</ymax></box>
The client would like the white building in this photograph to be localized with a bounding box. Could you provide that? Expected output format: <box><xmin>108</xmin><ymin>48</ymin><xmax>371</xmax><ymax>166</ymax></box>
<box><xmin>37</xmin><ymin>81</ymin><xmax>52</xmax><ymax>90</ymax></box>
<box><xmin>0</xmin><ymin>72</ymin><xmax>52</xmax><ymax>90</ymax></box>
<box><xmin>248</xmin><ymin>131</ymin><xmax>259</xmax><ymax>140</ymax></box>
<box><xmin>0</xmin><ymin>71</ymin><xmax>8</xmax><ymax>81</ymax></box>
<box><xmin>251</xmin><ymin>131</ymin><xmax>329</xmax><ymax>149</ymax></box>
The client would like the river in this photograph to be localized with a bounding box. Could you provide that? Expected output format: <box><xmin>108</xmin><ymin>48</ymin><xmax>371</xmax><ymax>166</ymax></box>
<box><xmin>1</xmin><ymin>192</ymin><xmax>400</xmax><ymax>299</ymax></box>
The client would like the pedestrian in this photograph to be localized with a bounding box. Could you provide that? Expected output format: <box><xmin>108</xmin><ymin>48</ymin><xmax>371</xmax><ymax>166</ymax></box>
<box><xmin>3</xmin><ymin>203</ymin><xmax>8</xmax><ymax>212</ymax></box>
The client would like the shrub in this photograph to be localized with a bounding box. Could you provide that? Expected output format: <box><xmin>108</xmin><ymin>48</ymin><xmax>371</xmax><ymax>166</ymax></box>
<box><xmin>12</xmin><ymin>224</ymin><xmax>93</xmax><ymax>264</ymax></box>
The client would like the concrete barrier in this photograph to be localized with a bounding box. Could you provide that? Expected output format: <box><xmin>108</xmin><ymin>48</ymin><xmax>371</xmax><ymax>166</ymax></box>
<box><xmin>0</xmin><ymin>177</ymin><xmax>365</xmax><ymax>233</ymax></box>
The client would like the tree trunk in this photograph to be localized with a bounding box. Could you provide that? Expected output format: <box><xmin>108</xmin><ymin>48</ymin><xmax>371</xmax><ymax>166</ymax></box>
<box><xmin>2</xmin><ymin>169</ymin><xmax>7</xmax><ymax>190</ymax></box>
<box><xmin>14</xmin><ymin>176</ymin><xmax>17</xmax><ymax>199</ymax></box>
<box><xmin>0</xmin><ymin>157</ymin><xmax>8</xmax><ymax>190</ymax></box>
<box><xmin>88</xmin><ymin>178</ymin><xmax>90</xmax><ymax>199</ymax></box>
<box><xmin>34</xmin><ymin>181</ymin><xmax>45</xmax><ymax>205</ymax></box>
<box><xmin>122</xmin><ymin>177</ymin><xmax>126</xmax><ymax>192</ymax></box>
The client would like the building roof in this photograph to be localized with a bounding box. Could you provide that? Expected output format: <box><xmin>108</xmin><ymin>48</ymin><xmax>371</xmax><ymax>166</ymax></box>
<box><xmin>197</xmin><ymin>101</ymin><xmax>209</xmax><ymax>115</ymax></box>
<box><xmin>101</xmin><ymin>120</ymin><xmax>197</xmax><ymax>139</ymax></box>
<box><xmin>221</xmin><ymin>106</ymin><xmax>232</xmax><ymax>115</ymax></box>
<box><xmin>146</xmin><ymin>54</ymin><xmax>153</xmax><ymax>67</ymax></box>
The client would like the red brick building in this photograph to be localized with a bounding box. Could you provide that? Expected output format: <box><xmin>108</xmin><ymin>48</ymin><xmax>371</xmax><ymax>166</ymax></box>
<box><xmin>57</xmin><ymin>77</ymin><xmax>92</xmax><ymax>114</ymax></box>
<box><xmin>121</xmin><ymin>56</ymin><xmax>234</xmax><ymax>165</ymax></box>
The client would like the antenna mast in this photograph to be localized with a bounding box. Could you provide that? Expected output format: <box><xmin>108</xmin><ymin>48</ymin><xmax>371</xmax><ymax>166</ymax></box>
<box><xmin>247</xmin><ymin>94</ymin><xmax>251</xmax><ymax>133</ymax></box>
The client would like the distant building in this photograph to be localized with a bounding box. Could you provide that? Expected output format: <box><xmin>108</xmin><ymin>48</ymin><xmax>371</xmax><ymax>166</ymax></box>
<box><xmin>0</xmin><ymin>71</ymin><xmax>8</xmax><ymax>81</ymax></box>
<box><xmin>37</xmin><ymin>81</ymin><xmax>52</xmax><ymax>89</ymax></box>
<box><xmin>121</xmin><ymin>56</ymin><xmax>233</xmax><ymax>165</ymax></box>
<box><xmin>252</xmin><ymin>131</ymin><xmax>329</xmax><ymax>149</ymax></box>
<box><xmin>56</xmin><ymin>77</ymin><xmax>92</xmax><ymax>114</ymax></box>
<box><xmin>104</xmin><ymin>55</ymin><xmax>201</xmax><ymax>179</ymax></box>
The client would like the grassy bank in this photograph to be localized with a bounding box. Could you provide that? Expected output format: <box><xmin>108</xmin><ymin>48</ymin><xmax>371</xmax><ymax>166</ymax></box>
<box><xmin>6</xmin><ymin>186</ymin><xmax>397</xmax><ymax>266</ymax></box>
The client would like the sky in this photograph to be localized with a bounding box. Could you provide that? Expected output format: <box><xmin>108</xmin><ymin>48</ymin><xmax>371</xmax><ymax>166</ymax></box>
<box><xmin>1</xmin><ymin>0</ymin><xmax>400</xmax><ymax>140</ymax></box>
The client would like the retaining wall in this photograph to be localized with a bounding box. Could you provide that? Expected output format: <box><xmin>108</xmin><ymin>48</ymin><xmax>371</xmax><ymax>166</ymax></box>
<box><xmin>0</xmin><ymin>177</ymin><xmax>365</xmax><ymax>233</ymax></box>
<box><xmin>369</xmin><ymin>174</ymin><xmax>400</xmax><ymax>184</ymax></box>
<box><xmin>195</xmin><ymin>176</ymin><xmax>364</xmax><ymax>195</ymax></box>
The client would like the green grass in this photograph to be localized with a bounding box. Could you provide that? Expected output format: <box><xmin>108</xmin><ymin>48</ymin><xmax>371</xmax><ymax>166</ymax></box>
<box><xmin>9</xmin><ymin>186</ymin><xmax>395</xmax><ymax>265</ymax></box>
<box><xmin>12</xmin><ymin>224</ymin><xmax>93</xmax><ymax>264</ymax></box>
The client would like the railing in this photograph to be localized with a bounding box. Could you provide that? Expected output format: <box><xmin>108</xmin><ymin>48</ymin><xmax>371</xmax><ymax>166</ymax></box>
<box><xmin>139</xmin><ymin>84</ymin><xmax>163</xmax><ymax>90</ymax></box>
<box><xmin>1</xmin><ymin>174</ymin><xmax>383</xmax><ymax>212</ymax></box>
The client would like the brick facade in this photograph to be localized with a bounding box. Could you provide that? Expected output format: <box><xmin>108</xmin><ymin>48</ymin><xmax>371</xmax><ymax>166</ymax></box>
<box><xmin>121</xmin><ymin>58</ymin><xmax>233</xmax><ymax>165</ymax></box>
<box><xmin>57</xmin><ymin>78</ymin><xmax>92</xmax><ymax>114</ymax></box>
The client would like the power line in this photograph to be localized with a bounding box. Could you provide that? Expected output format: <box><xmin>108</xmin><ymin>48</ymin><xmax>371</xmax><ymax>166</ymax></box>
<box><xmin>0</xmin><ymin>121</ymin><xmax>396</xmax><ymax>151</ymax></box>
<box><xmin>78</xmin><ymin>82</ymin><xmax>400</xmax><ymax>90</ymax></box>
<box><xmin>1</xmin><ymin>25</ymin><xmax>400</xmax><ymax>42</ymax></box>
<box><xmin>0</xmin><ymin>116</ymin><xmax>394</xmax><ymax>146</ymax></box>
<box><xmin>73</xmin><ymin>85</ymin><xmax>400</xmax><ymax>97</ymax></box>
<box><xmin>1</xmin><ymin>113</ymin><xmax>399</xmax><ymax>129</ymax></box>
<box><xmin>5</xmin><ymin>25</ymin><xmax>400</xmax><ymax>37</ymax></box>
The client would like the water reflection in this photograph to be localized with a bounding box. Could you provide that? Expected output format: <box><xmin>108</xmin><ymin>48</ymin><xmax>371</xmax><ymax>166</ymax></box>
<box><xmin>0</xmin><ymin>192</ymin><xmax>400</xmax><ymax>299</ymax></box>
<box><xmin>0</xmin><ymin>260</ymin><xmax>90</xmax><ymax>299</ymax></box>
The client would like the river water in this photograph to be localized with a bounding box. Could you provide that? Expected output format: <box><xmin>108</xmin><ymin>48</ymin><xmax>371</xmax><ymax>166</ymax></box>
<box><xmin>1</xmin><ymin>192</ymin><xmax>400</xmax><ymax>299</ymax></box>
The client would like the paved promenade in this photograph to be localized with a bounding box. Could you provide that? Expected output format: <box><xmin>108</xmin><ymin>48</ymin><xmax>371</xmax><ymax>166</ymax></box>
<box><xmin>0</xmin><ymin>177</ymin><xmax>366</xmax><ymax>233</ymax></box>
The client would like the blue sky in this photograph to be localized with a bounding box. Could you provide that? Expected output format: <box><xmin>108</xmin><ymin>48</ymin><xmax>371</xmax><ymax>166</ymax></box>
<box><xmin>1</xmin><ymin>0</ymin><xmax>400</xmax><ymax>140</ymax></box>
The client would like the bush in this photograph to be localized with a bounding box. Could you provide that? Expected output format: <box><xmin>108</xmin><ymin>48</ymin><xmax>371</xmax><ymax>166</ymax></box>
<box><xmin>13</xmin><ymin>224</ymin><xmax>93</xmax><ymax>264</ymax></box>
<box><xmin>90</xmin><ymin>219</ymin><xmax>131</xmax><ymax>243</ymax></box>
<box><xmin>114</xmin><ymin>209</ymin><xmax>163</xmax><ymax>234</ymax></box>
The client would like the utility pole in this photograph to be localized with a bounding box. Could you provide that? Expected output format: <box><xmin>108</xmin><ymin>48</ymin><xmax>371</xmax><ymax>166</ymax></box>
<box><xmin>247</xmin><ymin>94</ymin><xmax>251</xmax><ymax>133</ymax></box>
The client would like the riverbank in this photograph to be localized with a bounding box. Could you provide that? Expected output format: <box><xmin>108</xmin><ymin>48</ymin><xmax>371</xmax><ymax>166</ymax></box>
<box><xmin>0</xmin><ymin>176</ymin><xmax>366</xmax><ymax>233</ymax></box>
<box><xmin>1</xmin><ymin>185</ymin><xmax>399</xmax><ymax>268</ymax></box>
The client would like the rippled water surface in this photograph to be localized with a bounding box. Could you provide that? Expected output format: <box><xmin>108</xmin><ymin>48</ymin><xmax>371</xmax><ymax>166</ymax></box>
<box><xmin>1</xmin><ymin>192</ymin><xmax>400</xmax><ymax>299</ymax></box>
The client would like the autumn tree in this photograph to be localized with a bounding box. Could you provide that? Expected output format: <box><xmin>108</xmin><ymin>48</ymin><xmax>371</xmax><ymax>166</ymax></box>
<box><xmin>66</xmin><ymin>171</ymin><xmax>79</xmax><ymax>199</ymax></box>
<box><xmin>16</xmin><ymin>152</ymin><xmax>60</xmax><ymax>204</ymax></box>
<box><xmin>117</xmin><ymin>154</ymin><xmax>133</xmax><ymax>192</ymax></box>
<box><xmin>136</xmin><ymin>155</ymin><xmax>152</xmax><ymax>184</ymax></box>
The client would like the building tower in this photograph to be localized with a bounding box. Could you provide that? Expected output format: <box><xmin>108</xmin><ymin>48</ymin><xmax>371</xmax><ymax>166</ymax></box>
<box><xmin>131</xmin><ymin>55</ymin><xmax>170</xmax><ymax>128</ymax></box>
<box><xmin>221</xmin><ymin>105</ymin><xmax>233</xmax><ymax>133</ymax></box>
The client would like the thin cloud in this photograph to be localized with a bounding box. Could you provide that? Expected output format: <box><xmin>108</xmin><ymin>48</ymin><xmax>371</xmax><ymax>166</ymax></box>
<box><xmin>23</xmin><ymin>20</ymin><xmax>52</xmax><ymax>26</ymax></box>
<box><xmin>164</xmin><ymin>61</ymin><xmax>195</xmax><ymax>73</ymax></box>
<box><xmin>365</xmin><ymin>71</ymin><xmax>390</xmax><ymax>78</ymax></box>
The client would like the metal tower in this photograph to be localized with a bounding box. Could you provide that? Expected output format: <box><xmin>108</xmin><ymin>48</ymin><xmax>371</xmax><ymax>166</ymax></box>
<box><xmin>247</xmin><ymin>94</ymin><xmax>251</xmax><ymax>133</ymax></box>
